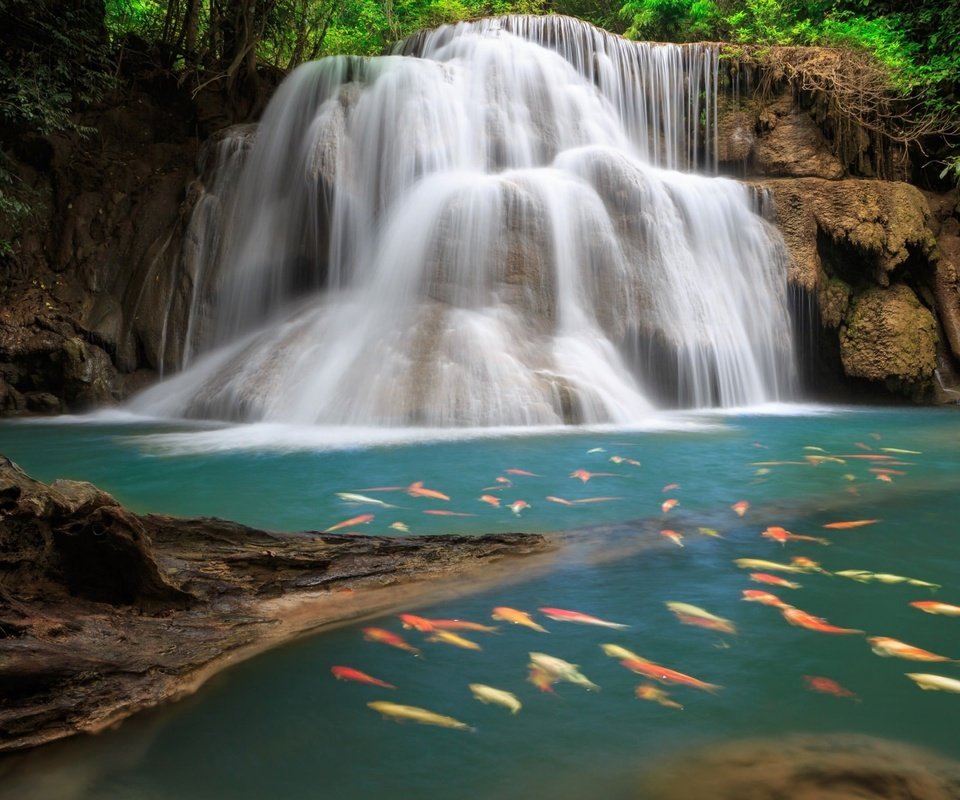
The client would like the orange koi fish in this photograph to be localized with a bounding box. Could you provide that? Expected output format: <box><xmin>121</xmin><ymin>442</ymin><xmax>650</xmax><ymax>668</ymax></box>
<box><xmin>492</xmin><ymin>606</ymin><xmax>548</xmax><ymax>633</ymax></box>
<box><xmin>731</xmin><ymin>500</ymin><xmax>750</xmax><ymax>517</ymax></box>
<box><xmin>749</xmin><ymin>572</ymin><xmax>801</xmax><ymax>589</ymax></box>
<box><xmin>741</xmin><ymin>589</ymin><xmax>790</xmax><ymax>609</ymax></box>
<box><xmin>781</xmin><ymin>607</ymin><xmax>863</xmax><ymax>635</ymax></box>
<box><xmin>545</xmin><ymin>495</ymin><xmax>575</xmax><ymax>506</ymax></box>
<box><xmin>398</xmin><ymin>614</ymin><xmax>436</xmax><ymax>632</ymax></box>
<box><xmin>527</xmin><ymin>665</ymin><xmax>558</xmax><ymax>694</ymax></box>
<box><xmin>506</xmin><ymin>468</ymin><xmax>540</xmax><ymax>477</ymax></box>
<box><xmin>325</xmin><ymin>513</ymin><xmax>374</xmax><ymax>533</ymax></box>
<box><xmin>570</xmin><ymin>469</ymin><xmax>619</xmax><ymax>482</ymax></box>
<box><xmin>790</xmin><ymin>556</ymin><xmax>829</xmax><ymax>573</ymax></box>
<box><xmin>635</xmin><ymin>683</ymin><xmax>683</xmax><ymax>710</ymax></box>
<box><xmin>662</xmin><ymin>483</ymin><xmax>680</xmax><ymax>492</ymax></box>
<box><xmin>407</xmin><ymin>481</ymin><xmax>450</xmax><ymax>501</ymax></box>
<box><xmin>661</xmin><ymin>498</ymin><xmax>679</xmax><ymax>513</ymax></box>
<box><xmin>479</xmin><ymin>494</ymin><xmax>501</xmax><ymax>507</ymax></box>
<box><xmin>910</xmin><ymin>600</ymin><xmax>960</xmax><ymax>616</ymax></box>
<box><xmin>867</xmin><ymin>636</ymin><xmax>955</xmax><ymax>662</ymax></box>
<box><xmin>331</xmin><ymin>665</ymin><xmax>396</xmax><ymax>689</ymax></box>
<box><xmin>660</xmin><ymin>529</ymin><xmax>684</xmax><ymax>547</ymax></box>
<box><xmin>539</xmin><ymin>607</ymin><xmax>629</xmax><ymax>629</ymax></box>
<box><xmin>620</xmin><ymin>658</ymin><xmax>721</xmax><ymax>693</ymax></box>
<box><xmin>423</xmin><ymin>510</ymin><xmax>475</xmax><ymax>517</ymax></box>
<box><xmin>875</xmin><ymin>473</ymin><xmax>893</xmax><ymax>483</ymax></box>
<box><xmin>507</xmin><ymin>500</ymin><xmax>530</xmax><ymax>516</ymax></box>
<box><xmin>362</xmin><ymin>627</ymin><xmax>421</xmax><ymax>655</ymax></box>
<box><xmin>762</xmin><ymin>526</ymin><xmax>831</xmax><ymax>546</ymax></box>
<box><xmin>804</xmin><ymin>675</ymin><xmax>858</xmax><ymax>700</ymax></box>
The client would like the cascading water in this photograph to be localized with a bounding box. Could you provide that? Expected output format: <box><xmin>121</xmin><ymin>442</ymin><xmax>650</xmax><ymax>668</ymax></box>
<box><xmin>131</xmin><ymin>15</ymin><xmax>797</xmax><ymax>426</ymax></box>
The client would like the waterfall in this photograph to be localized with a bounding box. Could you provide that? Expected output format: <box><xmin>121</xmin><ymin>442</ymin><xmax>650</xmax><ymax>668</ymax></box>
<box><xmin>131</xmin><ymin>15</ymin><xmax>797</xmax><ymax>426</ymax></box>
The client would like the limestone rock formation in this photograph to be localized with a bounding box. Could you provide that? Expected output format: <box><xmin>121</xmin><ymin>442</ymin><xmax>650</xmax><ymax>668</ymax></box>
<box><xmin>753</xmin><ymin>95</ymin><xmax>845</xmax><ymax>180</ymax></box>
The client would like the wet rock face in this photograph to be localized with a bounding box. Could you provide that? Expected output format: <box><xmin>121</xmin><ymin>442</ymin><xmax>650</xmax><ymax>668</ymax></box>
<box><xmin>753</xmin><ymin>95</ymin><xmax>845</xmax><ymax>180</ymax></box>
<box><xmin>840</xmin><ymin>284</ymin><xmax>938</xmax><ymax>391</ymax></box>
<box><xmin>637</xmin><ymin>733</ymin><xmax>960</xmax><ymax>800</ymax></box>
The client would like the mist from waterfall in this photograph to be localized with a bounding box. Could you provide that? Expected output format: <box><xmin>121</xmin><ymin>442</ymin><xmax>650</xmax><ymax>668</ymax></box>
<box><xmin>131</xmin><ymin>15</ymin><xmax>797</xmax><ymax>426</ymax></box>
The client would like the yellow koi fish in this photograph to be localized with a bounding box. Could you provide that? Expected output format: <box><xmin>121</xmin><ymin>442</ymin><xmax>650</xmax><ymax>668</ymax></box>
<box><xmin>665</xmin><ymin>602</ymin><xmax>736</xmax><ymax>634</ymax></box>
<box><xmin>492</xmin><ymin>606</ymin><xmax>548</xmax><ymax>633</ymax></box>
<box><xmin>468</xmin><ymin>684</ymin><xmax>521</xmax><ymax>714</ymax></box>
<box><xmin>635</xmin><ymin>683</ymin><xmax>683</xmax><ymax>710</ymax></box>
<box><xmin>367</xmin><ymin>701</ymin><xmax>474</xmax><ymax>732</ymax></box>
<box><xmin>428</xmin><ymin>630</ymin><xmax>482</xmax><ymax>651</ymax></box>
<box><xmin>734</xmin><ymin>558</ymin><xmax>808</xmax><ymax>574</ymax></box>
<box><xmin>905</xmin><ymin>673</ymin><xmax>960</xmax><ymax>693</ymax></box>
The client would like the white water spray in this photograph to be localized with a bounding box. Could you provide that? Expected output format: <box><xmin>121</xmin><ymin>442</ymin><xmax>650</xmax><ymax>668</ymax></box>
<box><xmin>131</xmin><ymin>15</ymin><xmax>796</xmax><ymax>426</ymax></box>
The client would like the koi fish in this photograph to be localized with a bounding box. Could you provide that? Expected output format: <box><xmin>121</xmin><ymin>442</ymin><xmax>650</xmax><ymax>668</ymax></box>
<box><xmin>804</xmin><ymin>675</ymin><xmax>858</xmax><ymax>700</ymax></box>
<box><xmin>734</xmin><ymin>558</ymin><xmax>808</xmax><ymax>574</ymax></box>
<box><xmin>790</xmin><ymin>556</ymin><xmax>829</xmax><ymax>573</ymax></box>
<box><xmin>367</xmin><ymin>701</ymin><xmax>474</xmax><ymax>732</ymax></box>
<box><xmin>407</xmin><ymin>481</ymin><xmax>450</xmax><ymax>501</ymax></box>
<box><xmin>867</xmin><ymin>636</ymin><xmax>954</xmax><ymax>662</ymax></box>
<box><xmin>869</xmin><ymin>468</ymin><xmax>906</xmax><ymax>476</ymax></box>
<box><xmin>620</xmin><ymin>658</ymin><xmax>721</xmax><ymax>693</ymax></box>
<box><xmin>910</xmin><ymin>600</ymin><xmax>960</xmax><ymax>616</ymax></box>
<box><xmin>905</xmin><ymin>673</ymin><xmax>960</xmax><ymax>693</ymax></box>
<box><xmin>398</xmin><ymin>614</ymin><xmax>436</xmax><ymax>632</ymax></box>
<box><xmin>428</xmin><ymin>619</ymin><xmax>499</xmax><ymax>633</ymax></box>
<box><xmin>762</xmin><ymin>526</ymin><xmax>831</xmax><ymax>546</ymax></box>
<box><xmin>423</xmin><ymin>510</ymin><xmax>475</xmax><ymax>517</ymax></box>
<box><xmin>741</xmin><ymin>589</ymin><xmax>790</xmax><ymax>608</ymax></box>
<box><xmin>572</xmin><ymin>496</ymin><xmax>623</xmax><ymax>504</ymax></box>
<box><xmin>539</xmin><ymin>607</ymin><xmax>629</xmax><ymax>629</ymax></box>
<box><xmin>331</xmin><ymin>666</ymin><xmax>396</xmax><ymax>689</ymax></box>
<box><xmin>876</xmin><ymin>473</ymin><xmax>893</xmax><ymax>483</ymax></box>
<box><xmin>492</xmin><ymin>606</ymin><xmax>548</xmax><ymax>633</ymax></box>
<box><xmin>587</xmin><ymin>447</ymin><xmax>605</xmax><ymax>453</ymax></box>
<box><xmin>803</xmin><ymin>446</ymin><xmax>827</xmax><ymax>452</ymax></box>
<box><xmin>507</xmin><ymin>500</ymin><xmax>530</xmax><ymax>516</ymax></box>
<box><xmin>479</xmin><ymin>494</ymin><xmax>501</xmax><ymax>507</ymax></box>
<box><xmin>749</xmin><ymin>572</ymin><xmax>801</xmax><ymax>589</ymax></box>
<box><xmin>697</xmin><ymin>527</ymin><xmax>723</xmax><ymax>538</ymax></box>
<box><xmin>780</xmin><ymin>607</ymin><xmax>863</xmax><ymax>635</ymax></box>
<box><xmin>854</xmin><ymin>442</ymin><xmax>873</xmax><ymax>451</ymax></box>
<box><xmin>660</xmin><ymin>529</ymin><xmax>684</xmax><ymax>547</ymax></box>
<box><xmin>835</xmin><ymin>570</ymin><xmax>940</xmax><ymax>590</ymax></box>
<box><xmin>661</xmin><ymin>498</ymin><xmax>679</xmax><ymax>513</ymax></box>
<box><xmin>805</xmin><ymin>455</ymin><xmax>846</xmax><ymax>465</ymax></box>
<box><xmin>731</xmin><ymin>501</ymin><xmax>750</xmax><ymax>517</ymax></box>
<box><xmin>600</xmin><ymin>643</ymin><xmax>648</xmax><ymax>662</ymax></box>
<box><xmin>545</xmin><ymin>496</ymin><xmax>574</xmax><ymax>506</ymax></box>
<box><xmin>481</xmin><ymin>477</ymin><xmax>513</xmax><ymax>490</ymax></box>
<box><xmin>325</xmin><ymin>513</ymin><xmax>375</xmax><ymax>533</ymax></box>
<box><xmin>529</xmin><ymin>652</ymin><xmax>599</xmax><ymax>691</ymax></box>
<box><xmin>823</xmin><ymin>519</ymin><xmax>880</xmax><ymax>531</ymax></box>
<box><xmin>506</xmin><ymin>468</ymin><xmax>540</xmax><ymax>477</ymax></box>
<box><xmin>881</xmin><ymin>448</ymin><xmax>921</xmax><ymax>455</ymax></box>
<box><xmin>527</xmin><ymin>665</ymin><xmax>557</xmax><ymax>694</ymax></box>
<box><xmin>428</xmin><ymin>630</ymin><xmax>482</xmax><ymax>651</ymax></box>
<box><xmin>570</xmin><ymin>469</ymin><xmax>619</xmax><ymax>482</ymax></box>
<box><xmin>389</xmin><ymin>522</ymin><xmax>409</xmax><ymax>532</ymax></box>
<box><xmin>362</xmin><ymin>627</ymin><xmax>421</xmax><ymax>655</ymax></box>
<box><xmin>662</xmin><ymin>483</ymin><xmax>680</xmax><ymax>492</ymax></box>
<box><xmin>635</xmin><ymin>683</ymin><xmax>683</xmax><ymax>709</ymax></box>
<box><xmin>469</xmin><ymin>683</ymin><xmax>521</xmax><ymax>714</ymax></box>
<box><xmin>665</xmin><ymin>602</ymin><xmax>736</xmax><ymax>634</ymax></box>
<box><xmin>336</xmin><ymin>493</ymin><xmax>398</xmax><ymax>508</ymax></box>
<box><xmin>610</xmin><ymin>456</ymin><xmax>641</xmax><ymax>466</ymax></box>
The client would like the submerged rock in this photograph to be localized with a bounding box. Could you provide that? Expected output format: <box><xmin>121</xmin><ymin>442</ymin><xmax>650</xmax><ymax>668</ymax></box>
<box><xmin>638</xmin><ymin>733</ymin><xmax>960</xmax><ymax>800</ymax></box>
<box><xmin>0</xmin><ymin>457</ymin><xmax>550</xmax><ymax>753</ymax></box>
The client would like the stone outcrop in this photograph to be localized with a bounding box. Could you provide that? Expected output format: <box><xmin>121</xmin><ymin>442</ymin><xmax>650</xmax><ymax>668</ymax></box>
<box><xmin>0</xmin><ymin>456</ymin><xmax>550</xmax><ymax>753</ymax></box>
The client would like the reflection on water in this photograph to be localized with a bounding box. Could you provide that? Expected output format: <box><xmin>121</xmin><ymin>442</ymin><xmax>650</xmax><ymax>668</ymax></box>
<box><xmin>0</xmin><ymin>407</ymin><xmax>958</xmax><ymax>799</ymax></box>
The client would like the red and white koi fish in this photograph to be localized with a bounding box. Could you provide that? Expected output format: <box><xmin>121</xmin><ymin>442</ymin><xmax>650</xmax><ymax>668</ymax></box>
<box><xmin>660</xmin><ymin>529</ymin><xmax>684</xmax><ymax>547</ymax></box>
<box><xmin>910</xmin><ymin>600</ymin><xmax>960</xmax><ymax>616</ymax></box>
<box><xmin>661</xmin><ymin>498</ymin><xmax>679</xmax><ymax>513</ymax></box>
<box><xmin>665</xmin><ymin>601</ymin><xmax>736</xmax><ymax>634</ymax></box>
<box><xmin>508</xmin><ymin>500</ymin><xmax>530</xmax><ymax>516</ymax></box>
<box><xmin>781</xmin><ymin>607</ymin><xmax>863</xmax><ymax>635</ymax></box>
<box><xmin>362</xmin><ymin>627</ymin><xmax>421</xmax><ymax>655</ymax></box>
<box><xmin>620</xmin><ymin>658</ymin><xmax>721</xmax><ymax>693</ymax></box>
<box><xmin>423</xmin><ymin>510</ymin><xmax>475</xmax><ymax>517</ymax></box>
<box><xmin>867</xmin><ymin>636</ymin><xmax>955</xmax><ymax>662</ymax></box>
<box><xmin>731</xmin><ymin>500</ymin><xmax>750</xmax><ymax>517</ymax></box>
<box><xmin>635</xmin><ymin>683</ymin><xmax>683</xmax><ymax>709</ymax></box>
<box><xmin>325</xmin><ymin>513</ymin><xmax>374</xmax><ymax>533</ymax></box>
<box><xmin>539</xmin><ymin>607</ymin><xmax>629</xmax><ymax>629</ymax></box>
<box><xmin>479</xmin><ymin>494</ymin><xmax>501</xmax><ymax>507</ymax></box>
<box><xmin>749</xmin><ymin>572</ymin><xmax>801</xmax><ymax>589</ymax></box>
<box><xmin>407</xmin><ymin>481</ymin><xmax>450</xmax><ymax>501</ymax></box>
<box><xmin>492</xmin><ymin>606</ymin><xmax>548</xmax><ymax>633</ymax></box>
<box><xmin>803</xmin><ymin>675</ymin><xmax>858</xmax><ymax>700</ymax></box>
<box><xmin>506</xmin><ymin>468</ymin><xmax>540</xmax><ymax>477</ymax></box>
<box><xmin>741</xmin><ymin>589</ymin><xmax>790</xmax><ymax>609</ymax></box>
<box><xmin>762</xmin><ymin>526</ymin><xmax>831</xmax><ymax>546</ymax></box>
<box><xmin>331</xmin><ymin>665</ymin><xmax>396</xmax><ymax>689</ymax></box>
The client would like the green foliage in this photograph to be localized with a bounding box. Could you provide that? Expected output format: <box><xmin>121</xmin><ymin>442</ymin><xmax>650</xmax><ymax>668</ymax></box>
<box><xmin>621</xmin><ymin>0</ymin><xmax>723</xmax><ymax>41</ymax></box>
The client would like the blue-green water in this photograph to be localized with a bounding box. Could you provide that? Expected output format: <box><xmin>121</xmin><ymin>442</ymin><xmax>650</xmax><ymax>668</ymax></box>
<box><xmin>1</xmin><ymin>407</ymin><xmax>959</xmax><ymax>798</ymax></box>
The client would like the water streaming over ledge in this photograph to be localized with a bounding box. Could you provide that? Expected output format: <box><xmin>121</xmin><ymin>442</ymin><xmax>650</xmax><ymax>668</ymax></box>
<box><xmin>132</xmin><ymin>15</ymin><xmax>797</xmax><ymax>426</ymax></box>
